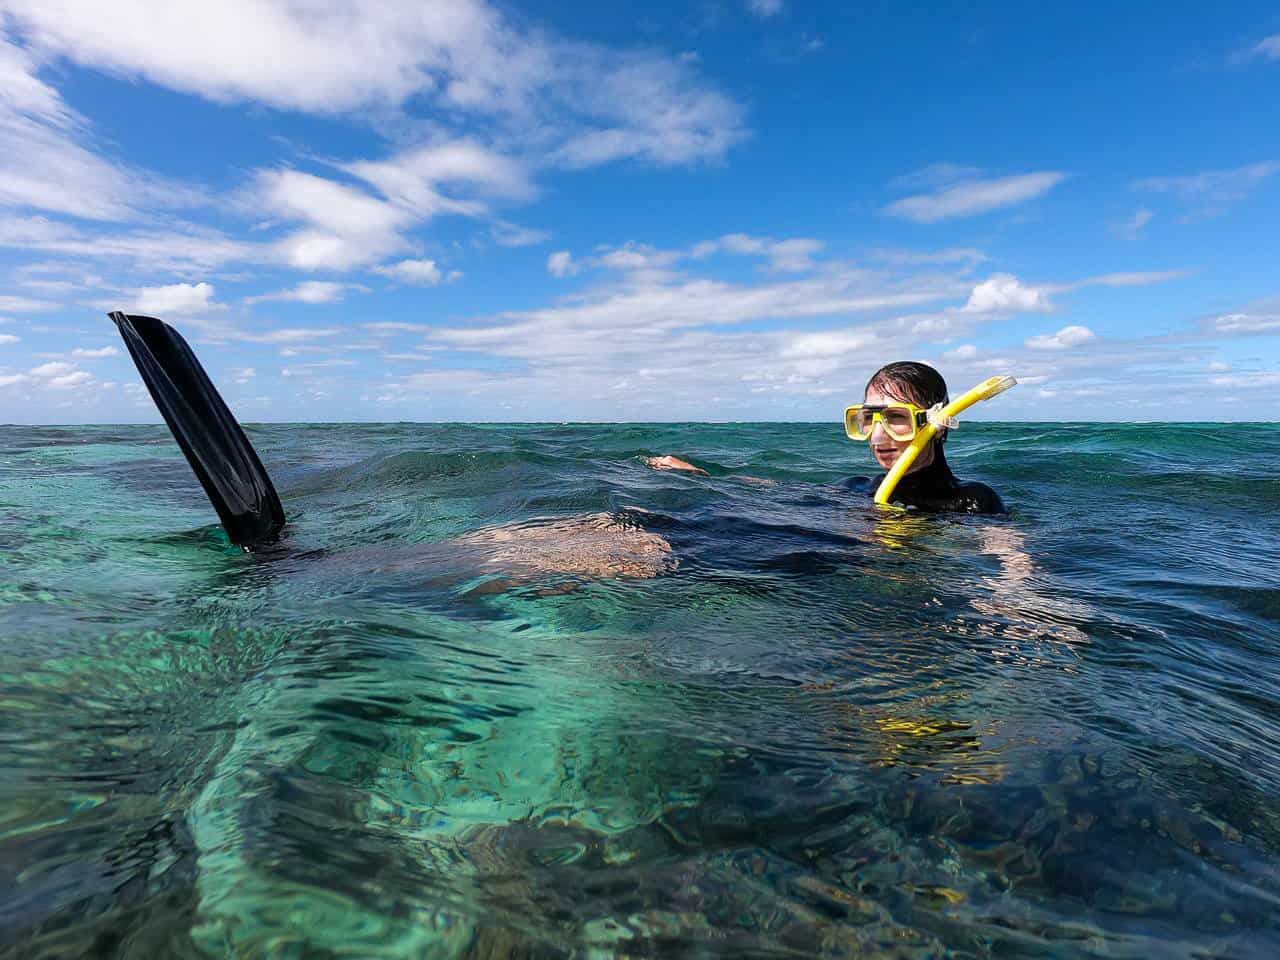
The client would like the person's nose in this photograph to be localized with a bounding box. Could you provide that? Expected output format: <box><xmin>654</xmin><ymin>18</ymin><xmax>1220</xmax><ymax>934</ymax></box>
<box><xmin>869</xmin><ymin>419</ymin><xmax>889</xmax><ymax>443</ymax></box>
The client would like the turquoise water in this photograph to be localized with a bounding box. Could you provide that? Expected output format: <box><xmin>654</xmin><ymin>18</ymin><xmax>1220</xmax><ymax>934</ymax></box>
<box><xmin>2</xmin><ymin>422</ymin><xmax>1279</xmax><ymax>958</ymax></box>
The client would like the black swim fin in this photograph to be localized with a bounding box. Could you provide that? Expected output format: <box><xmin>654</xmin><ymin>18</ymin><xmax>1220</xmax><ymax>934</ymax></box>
<box><xmin>110</xmin><ymin>312</ymin><xmax>286</xmax><ymax>549</ymax></box>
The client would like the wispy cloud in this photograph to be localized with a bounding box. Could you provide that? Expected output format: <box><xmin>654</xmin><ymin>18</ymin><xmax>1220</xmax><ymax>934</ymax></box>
<box><xmin>746</xmin><ymin>0</ymin><xmax>785</xmax><ymax>19</ymax></box>
<box><xmin>491</xmin><ymin>221</ymin><xmax>550</xmax><ymax>247</ymax></box>
<box><xmin>692</xmin><ymin>234</ymin><xmax>823</xmax><ymax>272</ymax></box>
<box><xmin>0</xmin><ymin>216</ymin><xmax>253</xmax><ymax>273</ymax></box>
<box><xmin>0</xmin><ymin>32</ymin><xmax>199</xmax><ymax>221</ymax></box>
<box><xmin>1210</xmin><ymin>371</ymin><xmax>1280</xmax><ymax>388</ymax></box>
<box><xmin>245</xmin><ymin>281</ymin><xmax>364</xmax><ymax>305</ymax></box>
<box><xmin>884</xmin><ymin>171</ymin><xmax>1067</xmax><ymax>223</ymax></box>
<box><xmin>870</xmin><ymin>247</ymin><xmax>988</xmax><ymax>266</ymax></box>
<box><xmin>1113</xmin><ymin>208</ymin><xmax>1154</xmax><ymax>240</ymax></box>
<box><xmin>1133</xmin><ymin>161</ymin><xmax>1279</xmax><ymax>219</ymax></box>
<box><xmin>0</xmin><ymin>294</ymin><xmax>57</xmax><ymax>312</ymax></box>
<box><xmin>1229</xmin><ymin>34</ymin><xmax>1280</xmax><ymax>65</ymax></box>
<box><xmin>1210</xmin><ymin>311</ymin><xmax>1280</xmax><ymax>334</ymax></box>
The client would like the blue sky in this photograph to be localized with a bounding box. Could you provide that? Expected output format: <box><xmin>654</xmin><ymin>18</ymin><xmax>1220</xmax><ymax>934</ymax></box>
<box><xmin>1</xmin><ymin>1</ymin><xmax>1278</xmax><ymax>423</ymax></box>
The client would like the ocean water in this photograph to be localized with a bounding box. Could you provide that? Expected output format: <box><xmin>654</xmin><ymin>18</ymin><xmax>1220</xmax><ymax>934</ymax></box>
<box><xmin>2</xmin><ymin>421</ymin><xmax>1279</xmax><ymax>959</ymax></box>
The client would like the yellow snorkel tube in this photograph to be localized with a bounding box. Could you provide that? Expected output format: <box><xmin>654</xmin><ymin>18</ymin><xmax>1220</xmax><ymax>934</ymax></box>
<box><xmin>873</xmin><ymin>375</ymin><xmax>1017</xmax><ymax>506</ymax></box>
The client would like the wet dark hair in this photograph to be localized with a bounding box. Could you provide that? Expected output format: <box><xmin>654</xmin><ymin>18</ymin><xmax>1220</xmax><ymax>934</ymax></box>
<box><xmin>864</xmin><ymin>361</ymin><xmax>949</xmax><ymax>408</ymax></box>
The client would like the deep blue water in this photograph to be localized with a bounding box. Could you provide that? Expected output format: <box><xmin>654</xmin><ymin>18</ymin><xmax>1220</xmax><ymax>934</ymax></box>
<box><xmin>2</xmin><ymin>422</ymin><xmax>1279</xmax><ymax>958</ymax></box>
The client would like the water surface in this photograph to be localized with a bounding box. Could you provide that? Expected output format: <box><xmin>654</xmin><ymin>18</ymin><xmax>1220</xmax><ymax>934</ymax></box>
<box><xmin>2</xmin><ymin>422</ymin><xmax>1279</xmax><ymax>958</ymax></box>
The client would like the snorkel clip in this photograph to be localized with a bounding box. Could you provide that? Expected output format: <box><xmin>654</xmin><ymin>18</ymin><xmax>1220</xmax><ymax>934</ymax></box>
<box><xmin>925</xmin><ymin>403</ymin><xmax>958</xmax><ymax>431</ymax></box>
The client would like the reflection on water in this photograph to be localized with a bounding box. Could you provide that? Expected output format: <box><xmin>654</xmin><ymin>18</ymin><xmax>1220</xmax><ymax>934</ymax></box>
<box><xmin>2</xmin><ymin>422</ymin><xmax>1280</xmax><ymax>957</ymax></box>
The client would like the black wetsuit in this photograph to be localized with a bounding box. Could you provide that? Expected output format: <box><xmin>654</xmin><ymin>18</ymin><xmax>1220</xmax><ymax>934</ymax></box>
<box><xmin>843</xmin><ymin>447</ymin><xmax>1006</xmax><ymax>515</ymax></box>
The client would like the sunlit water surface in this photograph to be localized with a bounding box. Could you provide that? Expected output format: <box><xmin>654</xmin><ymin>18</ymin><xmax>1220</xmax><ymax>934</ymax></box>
<box><xmin>2</xmin><ymin>422</ymin><xmax>1279</xmax><ymax>958</ymax></box>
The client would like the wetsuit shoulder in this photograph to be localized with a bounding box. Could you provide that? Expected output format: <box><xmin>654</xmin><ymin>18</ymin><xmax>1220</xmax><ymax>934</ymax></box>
<box><xmin>951</xmin><ymin>480</ymin><xmax>1006</xmax><ymax>515</ymax></box>
<box><xmin>839</xmin><ymin>475</ymin><xmax>877</xmax><ymax>495</ymax></box>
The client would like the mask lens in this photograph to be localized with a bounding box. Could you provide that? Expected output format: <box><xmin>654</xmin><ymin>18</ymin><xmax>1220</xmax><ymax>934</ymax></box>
<box><xmin>881</xmin><ymin>407</ymin><xmax>916</xmax><ymax>440</ymax></box>
<box><xmin>846</xmin><ymin>407</ymin><xmax>873</xmax><ymax>440</ymax></box>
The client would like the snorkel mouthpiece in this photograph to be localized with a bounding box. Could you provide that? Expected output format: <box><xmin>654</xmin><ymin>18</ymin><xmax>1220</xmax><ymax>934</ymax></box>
<box><xmin>872</xmin><ymin>374</ymin><xmax>1017</xmax><ymax>507</ymax></box>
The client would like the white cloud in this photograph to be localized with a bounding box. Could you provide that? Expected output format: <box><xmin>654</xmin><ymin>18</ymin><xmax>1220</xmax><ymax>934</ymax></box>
<box><xmin>595</xmin><ymin>242</ymin><xmax>683</xmax><ymax>273</ymax></box>
<box><xmin>0</xmin><ymin>333</ymin><xmax>18</xmax><ymax>345</ymax></box>
<box><xmin>422</xmin><ymin>264</ymin><xmax>956</xmax><ymax>391</ymax></box>
<box><xmin>5</xmin><ymin>0</ymin><xmax>513</xmax><ymax>113</ymax></box>
<box><xmin>963</xmin><ymin>274</ymin><xmax>1054</xmax><ymax>314</ymax></box>
<box><xmin>945</xmin><ymin>344</ymin><xmax>979</xmax><ymax>360</ymax></box>
<box><xmin>48</xmin><ymin>370</ymin><xmax>93</xmax><ymax>388</ymax></box>
<box><xmin>348</xmin><ymin>140</ymin><xmax>531</xmax><ymax>204</ymax></box>
<box><xmin>0</xmin><ymin>294</ymin><xmax>57</xmax><ymax>312</ymax></box>
<box><xmin>29</xmin><ymin>360</ymin><xmax>75</xmax><ymax>377</ymax></box>
<box><xmin>1133</xmin><ymin>162</ymin><xmax>1279</xmax><ymax>217</ymax></box>
<box><xmin>1211</xmin><ymin>312</ymin><xmax>1280</xmax><ymax>334</ymax></box>
<box><xmin>0</xmin><ymin>216</ymin><xmax>253</xmax><ymax>273</ymax></box>
<box><xmin>1025</xmin><ymin>325</ymin><xmax>1095</xmax><ymax>350</ymax></box>
<box><xmin>0</xmin><ymin>373</ymin><xmax>27</xmax><ymax>386</ymax></box>
<box><xmin>547</xmin><ymin>251</ymin><xmax>578</xmax><ymax>278</ymax></box>
<box><xmin>249</xmin><ymin>142</ymin><xmax>537</xmax><ymax>273</ymax></box>
<box><xmin>693</xmin><ymin>234</ymin><xmax>823</xmax><ymax>272</ymax></box>
<box><xmin>372</xmin><ymin>259</ymin><xmax>445</xmax><ymax>286</ymax></box>
<box><xmin>1211</xmin><ymin>371</ymin><xmax>1280</xmax><ymax>388</ymax></box>
<box><xmin>5</xmin><ymin>1</ymin><xmax>746</xmax><ymax>169</ymax></box>
<box><xmin>254</xmin><ymin>169</ymin><xmax>410</xmax><ymax>271</ymax></box>
<box><xmin>884</xmin><ymin>171</ymin><xmax>1067</xmax><ymax>222</ymax></box>
<box><xmin>71</xmin><ymin>345</ymin><xmax>118</xmax><ymax>357</ymax></box>
<box><xmin>131</xmin><ymin>281</ymin><xmax>220</xmax><ymax>315</ymax></box>
<box><xmin>0</xmin><ymin>33</ymin><xmax>170</xmax><ymax>221</ymax></box>
<box><xmin>229</xmin><ymin>366</ymin><xmax>256</xmax><ymax>384</ymax></box>
<box><xmin>245</xmin><ymin>281</ymin><xmax>360</xmax><ymax>304</ymax></box>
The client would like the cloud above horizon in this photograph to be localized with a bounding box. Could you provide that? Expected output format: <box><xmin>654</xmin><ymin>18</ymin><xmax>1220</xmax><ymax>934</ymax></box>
<box><xmin>884</xmin><ymin>171</ymin><xmax>1068</xmax><ymax>223</ymax></box>
<box><xmin>0</xmin><ymin>3</ymin><xmax>1275</xmax><ymax>422</ymax></box>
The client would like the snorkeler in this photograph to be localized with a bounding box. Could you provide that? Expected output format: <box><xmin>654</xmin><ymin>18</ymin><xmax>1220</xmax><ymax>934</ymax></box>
<box><xmin>650</xmin><ymin>361</ymin><xmax>1009</xmax><ymax>515</ymax></box>
<box><xmin>844</xmin><ymin>361</ymin><xmax>1007</xmax><ymax>514</ymax></box>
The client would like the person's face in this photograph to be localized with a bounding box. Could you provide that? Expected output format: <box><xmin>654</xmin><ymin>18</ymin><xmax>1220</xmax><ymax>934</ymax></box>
<box><xmin>863</xmin><ymin>384</ymin><xmax>935</xmax><ymax>474</ymax></box>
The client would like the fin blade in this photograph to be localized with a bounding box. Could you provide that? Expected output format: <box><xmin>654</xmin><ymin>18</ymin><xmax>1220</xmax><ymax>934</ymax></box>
<box><xmin>110</xmin><ymin>312</ymin><xmax>285</xmax><ymax>548</ymax></box>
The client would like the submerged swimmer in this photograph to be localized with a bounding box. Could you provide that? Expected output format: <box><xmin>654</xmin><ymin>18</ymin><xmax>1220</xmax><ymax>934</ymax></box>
<box><xmin>110</xmin><ymin>312</ymin><xmax>676</xmax><ymax>581</ymax></box>
<box><xmin>651</xmin><ymin>361</ymin><xmax>1006</xmax><ymax>515</ymax></box>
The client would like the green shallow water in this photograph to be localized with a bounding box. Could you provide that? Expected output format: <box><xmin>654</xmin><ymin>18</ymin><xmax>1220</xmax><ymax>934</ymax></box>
<box><xmin>2</xmin><ymin>422</ymin><xmax>1279</xmax><ymax>958</ymax></box>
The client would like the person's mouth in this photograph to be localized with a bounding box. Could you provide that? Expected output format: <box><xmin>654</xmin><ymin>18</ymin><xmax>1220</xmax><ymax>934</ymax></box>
<box><xmin>872</xmin><ymin>445</ymin><xmax>897</xmax><ymax>462</ymax></box>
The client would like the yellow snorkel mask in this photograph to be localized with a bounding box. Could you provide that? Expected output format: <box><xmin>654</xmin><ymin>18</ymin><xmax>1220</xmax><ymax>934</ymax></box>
<box><xmin>843</xmin><ymin>374</ymin><xmax>1018</xmax><ymax>506</ymax></box>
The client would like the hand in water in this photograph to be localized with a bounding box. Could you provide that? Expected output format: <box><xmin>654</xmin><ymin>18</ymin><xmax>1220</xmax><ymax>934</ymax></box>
<box><xmin>645</xmin><ymin>455</ymin><xmax>708</xmax><ymax>475</ymax></box>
